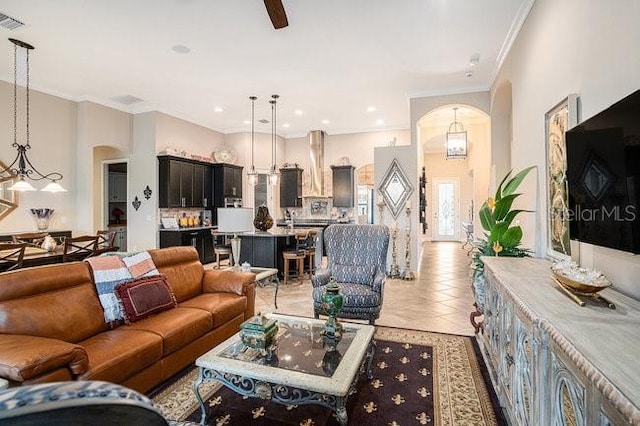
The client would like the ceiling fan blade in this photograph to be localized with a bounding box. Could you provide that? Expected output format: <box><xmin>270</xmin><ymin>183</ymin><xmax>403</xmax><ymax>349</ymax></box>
<box><xmin>264</xmin><ymin>0</ymin><xmax>288</xmax><ymax>29</ymax></box>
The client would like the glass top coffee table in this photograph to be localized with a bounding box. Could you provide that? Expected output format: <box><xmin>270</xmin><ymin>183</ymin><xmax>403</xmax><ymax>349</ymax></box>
<box><xmin>194</xmin><ymin>313</ymin><xmax>375</xmax><ymax>425</ymax></box>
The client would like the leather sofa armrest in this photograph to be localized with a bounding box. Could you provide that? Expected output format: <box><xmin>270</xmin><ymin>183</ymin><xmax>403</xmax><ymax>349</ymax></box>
<box><xmin>0</xmin><ymin>335</ymin><xmax>89</xmax><ymax>382</ymax></box>
<box><xmin>202</xmin><ymin>269</ymin><xmax>256</xmax><ymax>296</ymax></box>
<box><xmin>311</xmin><ymin>269</ymin><xmax>331</xmax><ymax>288</ymax></box>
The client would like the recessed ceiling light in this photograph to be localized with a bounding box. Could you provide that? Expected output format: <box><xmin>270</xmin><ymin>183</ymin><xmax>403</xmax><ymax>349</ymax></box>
<box><xmin>376</xmin><ymin>119</ymin><xmax>385</xmax><ymax>126</ymax></box>
<box><xmin>214</xmin><ymin>107</ymin><xmax>223</xmax><ymax>113</ymax></box>
<box><xmin>322</xmin><ymin>119</ymin><xmax>330</xmax><ymax>124</ymax></box>
<box><xmin>243</xmin><ymin>120</ymin><xmax>250</xmax><ymax>125</ymax></box>
<box><xmin>171</xmin><ymin>44</ymin><xmax>191</xmax><ymax>54</ymax></box>
<box><xmin>283</xmin><ymin>123</ymin><xmax>290</xmax><ymax>128</ymax></box>
<box><xmin>294</xmin><ymin>109</ymin><xmax>303</xmax><ymax>116</ymax></box>
<box><xmin>367</xmin><ymin>106</ymin><xmax>377</xmax><ymax>112</ymax></box>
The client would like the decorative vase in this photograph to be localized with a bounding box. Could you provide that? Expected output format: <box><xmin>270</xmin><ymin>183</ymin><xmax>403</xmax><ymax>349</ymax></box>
<box><xmin>253</xmin><ymin>205</ymin><xmax>274</xmax><ymax>231</ymax></box>
<box><xmin>40</xmin><ymin>235</ymin><xmax>57</xmax><ymax>252</ymax></box>
<box><xmin>321</xmin><ymin>277</ymin><xmax>344</xmax><ymax>340</ymax></box>
<box><xmin>29</xmin><ymin>208</ymin><xmax>54</xmax><ymax>231</ymax></box>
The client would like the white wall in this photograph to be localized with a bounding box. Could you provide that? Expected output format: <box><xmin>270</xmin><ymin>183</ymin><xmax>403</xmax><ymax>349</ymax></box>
<box><xmin>129</xmin><ymin>112</ymin><xmax>157</xmax><ymax>251</ymax></box>
<box><xmin>0</xmin><ymin>81</ymin><xmax>76</xmax><ymax>233</ymax></box>
<box><xmin>495</xmin><ymin>0</ymin><xmax>640</xmax><ymax>298</ymax></box>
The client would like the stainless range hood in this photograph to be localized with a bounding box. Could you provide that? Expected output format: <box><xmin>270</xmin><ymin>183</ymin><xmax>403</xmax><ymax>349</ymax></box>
<box><xmin>307</xmin><ymin>130</ymin><xmax>329</xmax><ymax>197</ymax></box>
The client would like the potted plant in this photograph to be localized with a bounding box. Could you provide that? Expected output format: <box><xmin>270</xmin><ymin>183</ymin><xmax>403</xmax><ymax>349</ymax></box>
<box><xmin>470</xmin><ymin>166</ymin><xmax>535</xmax><ymax>331</ymax></box>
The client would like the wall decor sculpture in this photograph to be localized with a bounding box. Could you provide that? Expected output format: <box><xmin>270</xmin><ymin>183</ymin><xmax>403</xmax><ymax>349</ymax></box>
<box><xmin>545</xmin><ymin>95</ymin><xmax>578</xmax><ymax>257</ymax></box>
<box><xmin>379</xmin><ymin>159</ymin><xmax>413</xmax><ymax>219</ymax></box>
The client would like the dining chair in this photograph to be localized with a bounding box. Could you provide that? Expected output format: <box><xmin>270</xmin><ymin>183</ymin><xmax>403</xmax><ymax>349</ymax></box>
<box><xmin>12</xmin><ymin>232</ymin><xmax>48</xmax><ymax>247</ymax></box>
<box><xmin>94</xmin><ymin>230</ymin><xmax>118</xmax><ymax>256</ymax></box>
<box><xmin>0</xmin><ymin>242</ymin><xmax>28</xmax><ymax>271</ymax></box>
<box><xmin>63</xmin><ymin>235</ymin><xmax>100</xmax><ymax>262</ymax></box>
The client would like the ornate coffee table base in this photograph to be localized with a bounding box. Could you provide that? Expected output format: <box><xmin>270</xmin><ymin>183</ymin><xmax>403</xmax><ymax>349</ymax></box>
<box><xmin>194</xmin><ymin>341</ymin><xmax>376</xmax><ymax>426</ymax></box>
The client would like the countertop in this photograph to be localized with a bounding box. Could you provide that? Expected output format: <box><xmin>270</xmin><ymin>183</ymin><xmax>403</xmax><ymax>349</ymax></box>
<box><xmin>275</xmin><ymin>219</ymin><xmax>352</xmax><ymax>227</ymax></box>
<box><xmin>159</xmin><ymin>226</ymin><xmax>217</xmax><ymax>232</ymax></box>
<box><xmin>213</xmin><ymin>227</ymin><xmax>321</xmax><ymax>237</ymax></box>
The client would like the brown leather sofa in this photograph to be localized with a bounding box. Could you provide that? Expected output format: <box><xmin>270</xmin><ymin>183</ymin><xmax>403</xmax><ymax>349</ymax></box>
<box><xmin>0</xmin><ymin>246</ymin><xmax>255</xmax><ymax>393</ymax></box>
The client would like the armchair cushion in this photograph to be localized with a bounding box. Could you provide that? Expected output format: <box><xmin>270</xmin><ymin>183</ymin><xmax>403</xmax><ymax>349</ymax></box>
<box><xmin>313</xmin><ymin>283</ymin><xmax>381</xmax><ymax>308</ymax></box>
<box><xmin>332</xmin><ymin>264</ymin><xmax>376</xmax><ymax>286</ymax></box>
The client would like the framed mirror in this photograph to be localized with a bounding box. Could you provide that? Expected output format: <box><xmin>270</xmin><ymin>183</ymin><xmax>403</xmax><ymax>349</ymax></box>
<box><xmin>0</xmin><ymin>161</ymin><xmax>19</xmax><ymax>221</ymax></box>
<box><xmin>379</xmin><ymin>159</ymin><xmax>413</xmax><ymax>218</ymax></box>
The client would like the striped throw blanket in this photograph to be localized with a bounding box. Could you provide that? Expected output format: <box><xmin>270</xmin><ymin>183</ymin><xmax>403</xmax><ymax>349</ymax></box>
<box><xmin>86</xmin><ymin>251</ymin><xmax>159</xmax><ymax>323</ymax></box>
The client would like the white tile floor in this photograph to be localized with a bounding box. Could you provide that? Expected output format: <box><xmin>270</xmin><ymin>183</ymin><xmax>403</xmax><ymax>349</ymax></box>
<box><xmin>208</xmin><ymin>241</ymin><xmax>476</xmax><ymax>336</ymax></box>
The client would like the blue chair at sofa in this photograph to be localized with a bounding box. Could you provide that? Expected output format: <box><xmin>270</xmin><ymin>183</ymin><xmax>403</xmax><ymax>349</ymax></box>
<box><xmin>311</xmin><ymin>224</ymin><xmax>390</xmax><ymax>325</ymax></box>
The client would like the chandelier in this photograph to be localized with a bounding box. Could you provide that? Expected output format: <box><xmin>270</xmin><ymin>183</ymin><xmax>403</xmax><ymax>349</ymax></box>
<box><xmin>5</xmin><ymin>38</ymin><xmax>66</xmax><ymax>192</ymax></box>
<box><xmin>445</xmin><ymin>107</ymin><xmax>468</xmax><ymax>159</ymax></box>
<box><xmin>246</xmin><ymin>95</ymin><xmax>258</xmax><ymax>186</ymax></box>
<box><xmin>267</xmin><ymin>94</ymin><xmax>280</xmax><ymax>186</ymax></box>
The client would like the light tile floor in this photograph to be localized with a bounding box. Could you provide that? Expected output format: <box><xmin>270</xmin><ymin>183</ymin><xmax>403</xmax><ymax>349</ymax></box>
<box><xmin>208</xmin><ymin>241</ymin><xmax>476</xmax><ymax>336</ymax></box>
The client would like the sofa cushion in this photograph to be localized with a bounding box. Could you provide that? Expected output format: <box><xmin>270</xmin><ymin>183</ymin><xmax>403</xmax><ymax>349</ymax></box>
<box><xmin>124</xmin><ymin>307</ymin><xmax>212</xmax><ymax>356</ymax></box>
<box><xmin>0</xmin><ymin>335</ymin><xmax>88</xmax><ymax>382</ymax></box>
<box><xmin>0</xmin><ymin>263</ymin><xmax>108</xmax><ymax>343</ymax></box>
<box><xmin>332</xmin><ymin>264</ymin><xmax>375</xmax><ymax>286</ymax></box>
<box><xmin>148</xmin><ymin>247</ymin><xmax>204</xmax><ymax>303</ymax></box>
<box><xmin>79</xmin><ymin>329</ymin><xmax>163</xmax><ymax>383</ymax></box>
<box><xmin>180</xmin><ymin>293</ymin><xmax>247</xmax><ymax>328</ymax></box>
<box><xmin>115</xmin><ymin>275</ymin><xmax>177</xmax><ymax>323</ymax></box>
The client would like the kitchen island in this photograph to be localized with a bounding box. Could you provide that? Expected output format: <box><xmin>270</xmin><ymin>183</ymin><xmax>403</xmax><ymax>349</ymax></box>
<box><xmin>213</xmin><ymin>228</ymin><xmax>319</xmax><ymax>278</ymax></box>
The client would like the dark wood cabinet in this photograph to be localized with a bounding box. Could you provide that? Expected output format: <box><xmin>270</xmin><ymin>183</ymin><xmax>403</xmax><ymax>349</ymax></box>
<box><xmin>212</xmin><ymin>163</ymin><xmax>244</xmax><ymax>224</ymax></box>
<box><xmin>158</xmin><ymin>156</ymin><xmax>213</xmax><ymax>208</ymax></box>
<box><xmin>159</xmin><ymin>229</ymin><xmax>214</xmax><ymax>264</ymax></box>
<box><xmin>331</xmin><ymin>165</ymin><xmax>355</xmax><ymax>208</ymax></box>
<box><xmin>279</xmin><ymin>167</ymin><xmax>303</xmax><ymax>207</ymax></box>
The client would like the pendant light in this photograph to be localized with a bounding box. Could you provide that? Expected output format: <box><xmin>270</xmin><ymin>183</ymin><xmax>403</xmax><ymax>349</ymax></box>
<box><xmin>268</xmin><ymin>94</ymin><xmax>280</xmax><ymax>186</ymax></box>
<box><xmin>4</xmin><ymin>38</ymin><xmax>66</xmax><ymax>192</ymax></box>
<box><xmin>445</xmin><ymin>107</ymin><xmax>468</xmax><ymax>159</ymax></box>
<box><xmin>246</xmin><ymin>95</ymin><xmax>258</xmax><ymax>186</ymax></box>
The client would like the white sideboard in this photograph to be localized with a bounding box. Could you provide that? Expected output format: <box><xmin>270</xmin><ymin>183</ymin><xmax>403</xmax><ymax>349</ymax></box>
<box><xmin>479</xmin><ymin>257</ymin><xmax>640</xmax><ymax>425</ymax></box>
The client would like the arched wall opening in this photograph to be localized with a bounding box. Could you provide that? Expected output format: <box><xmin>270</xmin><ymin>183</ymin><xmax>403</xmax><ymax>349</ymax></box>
<box><xmin>416</xmin><ymin>104</ymin><xmax>491</xmax><ymax>241</ymax></box>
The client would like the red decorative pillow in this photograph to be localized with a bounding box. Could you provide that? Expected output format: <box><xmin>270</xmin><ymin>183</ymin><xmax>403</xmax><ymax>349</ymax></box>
<box><xmin>115</xmin><ymin>275</ymin><xmax>177</xmax><ymax>323</ymax></box>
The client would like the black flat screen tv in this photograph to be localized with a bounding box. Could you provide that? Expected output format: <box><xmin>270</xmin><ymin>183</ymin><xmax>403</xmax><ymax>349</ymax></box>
<box><xmin>565</xmin><ymin>89</ymin><xmax>640</xmax><ymax>254</ymax></box>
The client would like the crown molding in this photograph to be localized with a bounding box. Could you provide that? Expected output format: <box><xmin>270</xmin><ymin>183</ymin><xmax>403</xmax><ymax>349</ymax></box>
<box><xmin>407</xmin><ymin>85</ymin><xmax>489</xmax><ymax>100</ymax></box>
<box><xmin>490</xmin><ymin>0</ymin><xmax>536</xmax><ymax>88</ymax></box>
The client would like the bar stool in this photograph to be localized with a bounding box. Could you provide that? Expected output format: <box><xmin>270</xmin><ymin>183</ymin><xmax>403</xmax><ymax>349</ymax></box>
<box><xmin>282</xmin><ymin>231</ymin><xmax>309</xmax><ymax>285</ymax></box>
<box><xmin>214</xmin><ymin>246</ymin><xmax>231</xmax><ymax>269</ymax></box>
<box><xmin>303</xmin><ymin>230</ymin><xmax>318</xmax><ymax>276</ymax></box>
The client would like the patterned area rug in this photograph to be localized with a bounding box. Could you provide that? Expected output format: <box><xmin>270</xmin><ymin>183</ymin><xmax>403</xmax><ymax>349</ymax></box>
<box><xmin>151</xmin><ymin>327</ymin><xmax>499</xmax><ymax>425</ymax></box>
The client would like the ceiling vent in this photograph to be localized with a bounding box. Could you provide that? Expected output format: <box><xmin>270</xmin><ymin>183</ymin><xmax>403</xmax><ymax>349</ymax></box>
<box><xmin>110</xmin><ymin>95</ymin><xmax>144</xmax><ymax>105</ymax></box>
<box><xmin>0</xmin><ymin>13</ymin><xmax>24</xmax><ymax>30</ymax></box>
<box><xmin>258</xmin><ymin>119</ymin><xmax>270</xmax><ymax>124</ymax></box>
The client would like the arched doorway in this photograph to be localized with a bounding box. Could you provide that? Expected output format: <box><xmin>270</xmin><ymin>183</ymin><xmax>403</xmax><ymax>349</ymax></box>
<box><xmin>417</xmin><ymin>105</ymin><xmax>491</xmax><ymax>241</ymax></box>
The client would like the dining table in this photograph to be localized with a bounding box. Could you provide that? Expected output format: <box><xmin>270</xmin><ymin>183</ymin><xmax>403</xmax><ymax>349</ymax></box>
<box><xmin>0</xmin><ymin>246</ymin><xmax>65</xmax><ymax>272</ymax></box>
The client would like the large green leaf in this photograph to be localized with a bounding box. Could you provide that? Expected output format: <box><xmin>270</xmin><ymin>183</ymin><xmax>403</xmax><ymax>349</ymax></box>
<box><xmin>503</xmin><ymin>166</ymin><xmax>536</xmax><ymax>196</ymax></box>
<box><xmin>503</xmin><ymin>209</ymin><xmax>532</xmax><ymax>227</ymax></box>
<box><xmin>489</xmin><ymin>222</ymin><xmax>508</xmax><ymax>243</ymax></box>
<box><xmin>501</xmin><ymin>226</ymin><xmax>523</xmax><ymax>249</ymax></box>
<box><xmin>479</xmin><ymin>203</ymin><xmax>495</xmax><ymax>232</ymax></box>
<box><xmin>493</xmin><ymin>193</ymin><xmax>521</xmax><ymax>221</ymax></box>
<box><xmin>495</xmin><ymin>169</ymin><xmax>513</xmax><ymax>201</ymax></box>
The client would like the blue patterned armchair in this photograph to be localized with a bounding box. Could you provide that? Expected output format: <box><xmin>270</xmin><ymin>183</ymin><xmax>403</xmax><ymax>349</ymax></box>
<box><xmin>312</xmin><ymin>224</ymin><xmax>389</xmax><ymax>325</ymax></box>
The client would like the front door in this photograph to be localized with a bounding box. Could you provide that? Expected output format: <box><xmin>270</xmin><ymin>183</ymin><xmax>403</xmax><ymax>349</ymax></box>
<box><xmin>432</xmin><ymin>178</ymin><xmax>460</xmax><ymax>241</ymax></box>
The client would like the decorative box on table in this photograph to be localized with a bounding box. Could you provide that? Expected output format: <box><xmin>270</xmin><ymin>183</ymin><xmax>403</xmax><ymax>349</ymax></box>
<box><xmin>239</xmin><ymin>313</ymin><xmax>278</xmax><ymax>357</ymax></box>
